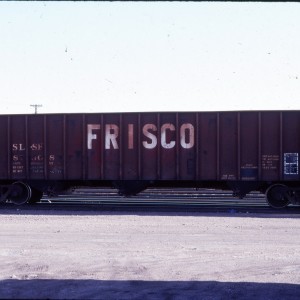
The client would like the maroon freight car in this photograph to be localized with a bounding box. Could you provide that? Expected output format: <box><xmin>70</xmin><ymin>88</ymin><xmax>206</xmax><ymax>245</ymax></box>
<box><xmin>0</xmin><ymin>111</ymin><xmax>299</xmax><ymax>208</ymax></box>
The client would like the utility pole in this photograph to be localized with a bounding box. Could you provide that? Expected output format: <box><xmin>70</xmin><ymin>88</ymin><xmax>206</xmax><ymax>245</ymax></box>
<box><xmin>30</xmin><ymin>104</ymin><xmax>43</xmax><ymax>114</ymax></box>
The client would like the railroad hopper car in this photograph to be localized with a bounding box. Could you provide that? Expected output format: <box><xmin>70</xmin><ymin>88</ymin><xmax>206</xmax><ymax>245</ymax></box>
<box><xmin>0</xmin><ymin>111</ymin><xmax>300</xmax><ymax>208</ymax></box>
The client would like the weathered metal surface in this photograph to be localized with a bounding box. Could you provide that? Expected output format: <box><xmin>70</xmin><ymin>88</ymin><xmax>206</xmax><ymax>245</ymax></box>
<box><xmin>0</xmin><ymin>111</ymin><xmax>300</xmax><ymax>182</ymax></box>
<box><xmin>0</xmin><ymin>115</ymin><xmax>8</xmax><ymax>179</ymax></box>
<box><xmin>240</xmin><ymin>112</ymin><xmax>259</xmax><ymax>181</ymax></box>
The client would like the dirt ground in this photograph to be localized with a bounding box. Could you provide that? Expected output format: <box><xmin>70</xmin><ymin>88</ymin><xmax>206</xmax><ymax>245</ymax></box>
<box><xmin>0</xmin><ymin>209</ymin><xmax>300</xmax><ymax>299</ymax></box>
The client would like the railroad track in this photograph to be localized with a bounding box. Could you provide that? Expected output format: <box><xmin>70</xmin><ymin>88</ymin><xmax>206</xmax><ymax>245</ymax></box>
<box><xmin>40</xmin><ymin>188</ymin><xmax>266</xmax><ymax>205</ymax></box>
<box><xmin>1</xmin><ymin>188</ymin><xmax>299</xmax><ymax>214</ymax></box>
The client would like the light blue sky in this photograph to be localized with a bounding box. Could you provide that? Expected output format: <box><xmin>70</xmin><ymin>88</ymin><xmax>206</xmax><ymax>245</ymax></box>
<box><xmin>1</xmin><ymin>2</ymin><xmax>300</xmax><ymax>114</ymax></box>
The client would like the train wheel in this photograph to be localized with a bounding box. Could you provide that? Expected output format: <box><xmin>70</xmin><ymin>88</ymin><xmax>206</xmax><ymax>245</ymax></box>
<box><xmin>8</xmin><ymin>182</ymin><xmax>32</xmax><ymax>205</ymax></box>
<box><xmin>28</xmin><ymin>188</ymin><xmax>44</xmax><ymax>204</ymax></box>
<box><xmin>266</xmin><ymin>184</ymin><xmax>290</xmax><ymax>208</ymax></box>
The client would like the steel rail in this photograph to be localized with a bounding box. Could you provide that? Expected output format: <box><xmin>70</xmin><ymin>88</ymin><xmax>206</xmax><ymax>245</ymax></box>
<box><xmin>36</xmin><ymin>188</ymin><xmax>299</xmax><ymax>212</ymax></box>
<box><xmin>1</xmin><ymin>188</ymin><xmax>300</xmax><ymax>214</ymax></box>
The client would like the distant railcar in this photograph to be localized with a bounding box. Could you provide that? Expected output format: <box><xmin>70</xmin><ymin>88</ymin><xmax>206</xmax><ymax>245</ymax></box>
<box><xmin>0</xmin><ymin>111</ymin><xmax>299</xmax><ymax>208</ymax></box>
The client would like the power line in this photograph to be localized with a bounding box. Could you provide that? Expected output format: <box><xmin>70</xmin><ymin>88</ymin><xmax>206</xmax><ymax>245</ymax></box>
<box><xmin>30</xmin><ymin>104</ymin><xmax>43</xmax><ymax>114</ymax></box>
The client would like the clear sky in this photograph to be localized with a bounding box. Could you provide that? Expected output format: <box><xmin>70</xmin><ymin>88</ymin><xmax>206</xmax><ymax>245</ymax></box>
<box><xmin>1</xmin><ymin>2</ymin><xmax>300</xmax><ymax>114</ymax></box>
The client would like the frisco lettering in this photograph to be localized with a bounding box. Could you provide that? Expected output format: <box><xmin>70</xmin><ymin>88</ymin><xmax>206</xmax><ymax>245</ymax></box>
<box><xmin>87</xmin><ymin>123</ymin><xmax>195</xmax><ymax>150</ymax></box>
